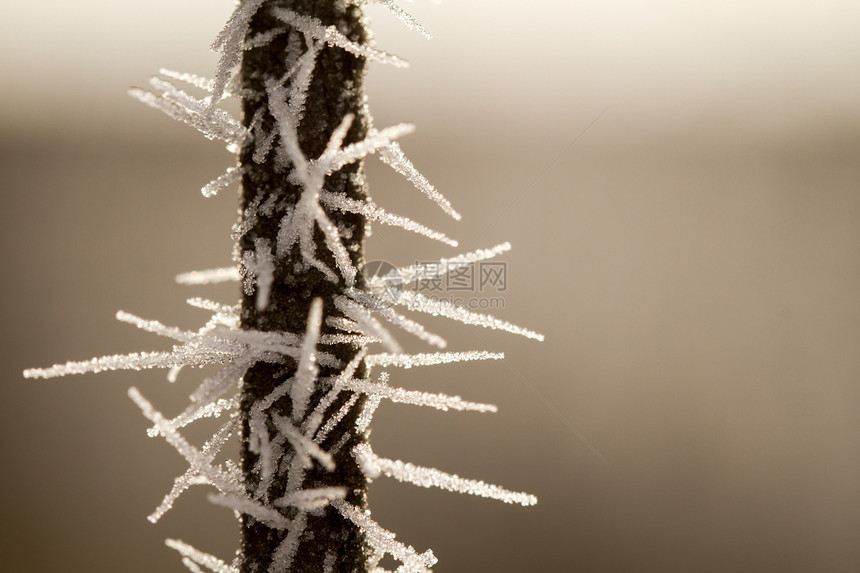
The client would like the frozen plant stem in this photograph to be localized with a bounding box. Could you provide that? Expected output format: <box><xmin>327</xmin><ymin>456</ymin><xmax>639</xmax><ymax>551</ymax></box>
<box><xmin>238</xmin><ymin>2</ymin><xmax>370</xmax><ymax>570</ymax></box>
<box><xmin>24</xmin><ymin>1</ymin><xmax>543</xmax><ymax>571</ymax></box>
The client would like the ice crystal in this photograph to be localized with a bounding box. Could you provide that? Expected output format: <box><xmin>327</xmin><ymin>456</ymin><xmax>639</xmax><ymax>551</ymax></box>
<box><xmin>129</xmin><ymin>387</ymin><xmax>244</xmax><ymax>499</ymax></box>
<box><xmin>342</xmin><ymin>290</ymin><xmax>448</xmax><ymax>349</ymax></box>
<box><xmin>129</xmin><ymin>77</ymin><xmax>247</xmax><ymax>148</ymax></box>
<box><xmin>181</xmin><ymin>558</ymin><xmax>207</xmax><ymax>573</ymax></box>
<box><xmin>166</xmin><ymin>539</ymin><xmax>238</xmax><ymax>573</ymax></box>
<box><xmin>355</xmin><ymin>394</ymin><xmax>382</xmax><ymax>435</ymax></box>
<box><xmin>314</xmin><ymin>392</ymin><xmax>360</xmax><ymax>444</ymax></box>
<box><xmin>398</xmin><ymin>290</ymin><xmax>545</xmax><ymax>341</ymax></box>
<box><xmin>395</xmin><ymin>242</ymin><xmax>512</xmax><ymax>285</ymax></box>
<box><xmin>333</xmin><ymin>499</ymin><xmax>437</xmax><ymax>572</ymax></box>
<box><xmin>202</xmin><ymin>165</ymin><xmax>243</xmax><ymax>198</ymax></box>
<box><xmin>275</xmin><ymin>486</ymin><xmax>347</xmax><ymax>511</ymax></box>
<box><xmin>24</xmin><ymin>350</ymin><xmax>210</xmax><ymax>379</ymax></box>
<box><xmin>319</xmin><ymin>190</ymin><xmax>458</xmax><ymax>246</ymax></box>
<box><xmin>175</xmin><ymin>267</ymin><xmax>240</xmax><ymax>285</ymax></box>
<box><xmin>378</xmin><ymin>142</ymin><xmax>459</xmax><ymax>219</ymax></box>
<box><xmin>148</xmin><ymin>418</ymin><xmax>237</xmax><ymax>523</ymax></box>
<box><xmin>354</xmin><ymin>444</ymin><xmax>538</xmax><ymax>506</ymax></box>
<box><xmin>157</xmin><ymin>68</ymin><xmax>218</xmax><ymax>94</ymax></box>
<box><xmin>26</xmin><ymin>1</ymin><xmax>542</xmax><ymax>570</ymax></box>
<box><xmin>361</xmin><ymin>0</ymin><xmax>432</xmax><ymax>40</ymax></box>
<box><xmin>242</xmin><ymin>238</ymin><xmax>275</xmax><ymax>310</ymax></box>
<box><xmin>365</xmin><ymin>350</ymin><xmax>504</xmax><ymax>369</ymax></box>
<box><xmin>209</xmin><ymin>0</ymin><xmax>267</xmax><ymax>107</ymax></box>
<box><xmin>268</xmin><ymin>511</ymin><xmax>307</xmax><ymax>572</ymax></box>
<box><xmin>208</xmin><ymin>493</ymin><xmax>289</xmax><ymax>529</ymax></box>
<box><xmin>271</xmin><ymin>8</ymin><xmax>409</xmax><ymax>68</ymax></box>
<box><xmin>342</xmin><ymin>371</ymin><xmax>498</xmax><ymax>413</ymax></box>
<box><xmin>335</xmin><ymin>295</ymin><xmax>405</xmax><ymax>353</ymax></box>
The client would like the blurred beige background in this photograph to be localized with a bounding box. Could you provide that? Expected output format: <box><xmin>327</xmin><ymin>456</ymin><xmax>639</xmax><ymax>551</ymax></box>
<box><xmin>2</xmin><ymin>1</ymin><xmax>859</xmax><ymax>571</ymax></box>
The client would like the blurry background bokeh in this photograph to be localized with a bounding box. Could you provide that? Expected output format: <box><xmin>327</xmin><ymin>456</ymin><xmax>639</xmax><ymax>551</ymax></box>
<box><xmin>2</xmin><ymin>1</ymin><xmax>859</xmax><ymax>571</ymax></box>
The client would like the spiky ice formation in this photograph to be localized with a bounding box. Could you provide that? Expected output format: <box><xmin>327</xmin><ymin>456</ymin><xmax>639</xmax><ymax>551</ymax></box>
<box><xmin>24</xmin><ymin>1</ymin><xmax>542</xmax><ymax>571</ymax></box>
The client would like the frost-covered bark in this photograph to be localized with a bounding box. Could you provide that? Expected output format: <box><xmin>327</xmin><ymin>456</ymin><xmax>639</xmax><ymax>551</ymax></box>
<box><xmin>25</xmin><ymin>2</ymin><xmax>542</xmax><ymax>572</ymax></box>
<box><xmin>237</xmin><ymin>2</ymin><xmax>371</xmax><ymax>570</ymax></box>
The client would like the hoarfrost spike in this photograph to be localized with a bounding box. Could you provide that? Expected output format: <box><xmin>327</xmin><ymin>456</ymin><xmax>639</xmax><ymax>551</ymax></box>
<box><xmin>319</xmin><ymin>190</ymin><xmax>457</xmax><ymax>246</ymax></box>
<box><xmin>354</xmin><ymin>444</ymin><xmax>538</xmax><ymax>506</ymax></box>
<box><xmin>271</xmin><ymin>8</ymin><xmax>409</xmax><ymax>68</ymax></box>
<box><xmin>365</xmin><ymin>350</ymin><xmax>504</xmax><ymax>369</ymax></box>
<box><xmin>158</xmin><ymin>68</ymin><xmax>217</xmax><ymax>93</ymax></box>
<box><xmin>128</xmin><ymin>388</ymin><xmax>243</xmax><ymax>498</ymax></box>
<box><xmin>395</xmin><ymin>242</ymin><xmax>512</xmax><ymax>284</ymax></box>
<box><xmin>398</xmin><ymin>290</ymin><xmax>545</xmax><ymax>341</ymax></box>
<box><xmin>208</xmin><ymin>493</ymin><xmax>289</xmax><ymax>529</ymax></box>
<box><xmin>361</xmin><ymin>0</ymin><xmax>432</xmax><ymax>39</ymax></box>
<box><xmin>202</xmin><ymin>165</ymin><xmax>243</xmax><ymax>197</ymax></box>
<box><xmin>341</xmin><ymin>372</ymin><xmax>498</xmax><ymax>413</ymax></box>
<box><xmin>274</xmin><ymin>487</ymin><xmax>347</xmax><ymax>510</ymax></box>
<box><xmin>209</xmin><ymin>0</ymin><xmax>266</xmax><ymax>108</ymax></box>
<box><xmin>181</xmin><ymin>557</ymin><xmax>207</xmax><ymax>573</ymax></box>
<box><xmin>333</xmin><ymin>499</ymin><xmax>437</xmax><ymax>572</ymax></box>
<box><xmin>24</xmin><ymin>351</ymin><xmax>204</xmax><ymax>379</ymax></box>
<box><xmin>378</xmin><ymin>142</ymin><xmax>459</xmax><ymax>219</ymax></box>
<box><xmin>166</xmin><ymin>539</ymin><xmax>238</xmax><ymax>573</ymax></box>
<box><xmin>175</xmin><ymin>267</ymin><xmax>240</xmax><ymax>285</ymax></box>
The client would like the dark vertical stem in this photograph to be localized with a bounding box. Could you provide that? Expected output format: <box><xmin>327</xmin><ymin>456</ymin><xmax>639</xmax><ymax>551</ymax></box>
<box><xmin>238</xmin><ymin>1</ymin><xmax>370</xmax><ymax>571</ymax></box>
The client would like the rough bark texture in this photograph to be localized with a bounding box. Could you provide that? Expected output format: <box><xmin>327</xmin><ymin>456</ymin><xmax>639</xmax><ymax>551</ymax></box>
<box><xmin>238</xmin><ymin>2</ymin><xmax>370</xmax><ymax>571</ymax></box>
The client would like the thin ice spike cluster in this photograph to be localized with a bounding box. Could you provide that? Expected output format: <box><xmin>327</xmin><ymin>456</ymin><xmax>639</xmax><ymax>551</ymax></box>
<box><xmin>394</xmin><ymin>242</ymin><xmax>512</xmax><ymax>284</ymax></box>
<box><xmin>341</xmin><ymin>371</ymin><xmax>498</xmax><ymax>413</ymax></box>
<box><xmin>270</xmin><ymin>8</ymin><xmax>409</xmax><ymax>68</ymax></box>
<box><xmin>351</xmin><ymin>0</ymin><xmax>433</xmax><ymax>40</ymax></box>
<box><xmin>319</xmin><ymin>190</ymin><xmax>458</xmax><ymax>246</ymax></box>
<box><xmin>398</xmin><ymin>290</ymin><xmax>546</xmax><ymax>341</ymax></box>
<box><xmin>24</xmin><ymin>1</ymin><xmax>542</xmax><ymax>571</ymax></box>
<box><xmin>129</xmin><ymin>75</ymin><xmax>247</xmax><ymax>150</ymax></box>
<box><xmin>333</xmin><ymin>499</ymin><xmax>438</xmax><ymax>572</ymax></box>
<box><xmin>166</xmin><ymin>538</ymin><xmax>239</xmax><ymax>573</ymax></box>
